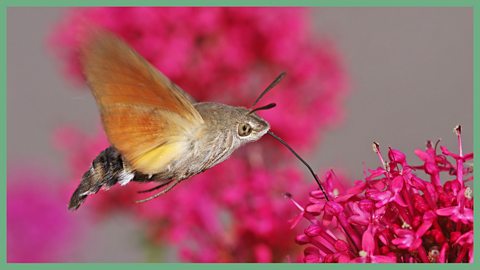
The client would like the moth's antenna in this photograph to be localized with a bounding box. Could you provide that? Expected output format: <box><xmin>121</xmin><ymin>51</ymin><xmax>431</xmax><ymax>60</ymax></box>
<box><xmin>267</xmin><ymin>131</ymin><xmax>330</xmax><ymax>201</ymax></box>
<box><xmin>251</xmin><ymin>72</ymin><xmax>286</xmax><ymax>108</ymax></box>
<box><xmin>248</xmin><ymin>103</ymin><xmax>276</xmax><ymax>115</ymax></box>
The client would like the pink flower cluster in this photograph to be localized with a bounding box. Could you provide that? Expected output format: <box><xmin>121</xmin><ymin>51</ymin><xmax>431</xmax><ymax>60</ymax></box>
<box><xmin>290</xmin><ymin>126</ymin><xmax>473</xmax><ymax>263</ymax></box>
<box><xmin>49</xmin><ymin>7</ymin><xmax>347</xmax><ymax>262</ymax></box>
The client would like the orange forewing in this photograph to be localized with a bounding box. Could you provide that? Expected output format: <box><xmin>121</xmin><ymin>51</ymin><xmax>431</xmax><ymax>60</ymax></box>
<box><xmin>80</xmin><ymin>31</ymin><xmax>203</xmax><ymax>174</ymax></box>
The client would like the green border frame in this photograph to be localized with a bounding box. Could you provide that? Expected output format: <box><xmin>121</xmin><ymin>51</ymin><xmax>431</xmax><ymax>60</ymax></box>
<box><xmin>0</xmin><ymin>0</ymin><xmax>478</xmax><ymax>268</ymax></box>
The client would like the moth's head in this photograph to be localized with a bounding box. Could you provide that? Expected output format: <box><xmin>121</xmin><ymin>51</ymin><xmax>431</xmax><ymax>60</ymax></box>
<box><xmin>233</xmin><ymin>72</ymin><xmax>286</xmax><ymax>143</ymax></box>
<box><xmin>234</xmin><ymin>107</ymin><xmax>271</xmax><ymax>143</ymax></box>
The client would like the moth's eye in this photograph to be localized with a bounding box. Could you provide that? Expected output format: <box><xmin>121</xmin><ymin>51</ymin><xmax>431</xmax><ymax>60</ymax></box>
<box><xmin>238</xmin><ymin>123</ymin><xmax>253</xmax><ymax>137</ymax></box>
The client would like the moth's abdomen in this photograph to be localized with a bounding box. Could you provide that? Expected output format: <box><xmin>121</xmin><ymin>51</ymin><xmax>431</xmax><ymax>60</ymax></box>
<box><xmin>68</xmin><ymin>146</ymin><xmax>134</xmax><ymax>210</ymax></box>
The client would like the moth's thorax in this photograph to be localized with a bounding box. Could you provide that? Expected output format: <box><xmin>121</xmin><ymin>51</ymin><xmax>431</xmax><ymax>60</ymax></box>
<box><xmin>173</xmin><ymin>103</ymin><xmax>269</xmax><ymax>174</ymax></box>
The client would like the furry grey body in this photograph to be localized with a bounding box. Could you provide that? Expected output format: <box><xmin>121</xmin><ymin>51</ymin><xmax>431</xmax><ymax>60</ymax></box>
<box><xmin>68</xmin><ymin>102</ymin><xmax>269</xmax><ymax>210</ymax></box>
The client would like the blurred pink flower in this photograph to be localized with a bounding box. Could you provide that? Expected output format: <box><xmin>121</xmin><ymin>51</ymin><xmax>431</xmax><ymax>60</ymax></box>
<box><xmin>7</xmin><ymin>167</ymin><xmax>79</xmax><ymax>262</ymax></box>
<box><xmin>49</xmin><ymin>7</ymin><xmax>348</xmax><ymax>262</ymax></box>
<box><xmin>290</xmin><ymin>126</ymin><xmax>473</xmax><ymax>263</ymax></box>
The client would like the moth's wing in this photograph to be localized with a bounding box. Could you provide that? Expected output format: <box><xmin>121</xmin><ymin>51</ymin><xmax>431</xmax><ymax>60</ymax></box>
<box><xmin>81</xmin><ymin>31</ymin><xmax>204</xmax><ymax>174</ymax></box>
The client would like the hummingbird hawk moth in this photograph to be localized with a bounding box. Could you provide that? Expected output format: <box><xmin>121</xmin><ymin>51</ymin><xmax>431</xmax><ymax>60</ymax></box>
<box><xmin>68</xmin><ymin>30</ymin><xmax>327</xmax><ymax>210</ymax></box>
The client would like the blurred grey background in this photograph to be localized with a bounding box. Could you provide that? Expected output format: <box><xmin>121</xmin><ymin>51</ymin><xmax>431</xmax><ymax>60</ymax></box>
<box><xmin>7</xmin><ymin>7</ymin><xmax>473</xmax><ymax>261</ymax></box>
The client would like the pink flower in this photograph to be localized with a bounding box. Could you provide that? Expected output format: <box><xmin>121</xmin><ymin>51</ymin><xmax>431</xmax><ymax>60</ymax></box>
<box><xmin>367</xmin><ymin>176</ymin><xmax>408</xmax><ymax>208</ymax></box>
<box><xmin>290</xmin><ymin>126</ymin><xmax>473</xmax><ymax>263</ymax></box>
<box><xmin>351</xmin><ymin>225</ymin><xmax>396</xmax><ymax>263</ymax></box>
<box><xmin>436</xmin><ymin>187</ymin><xmax>474</xmax><ymax>224</ymax></box>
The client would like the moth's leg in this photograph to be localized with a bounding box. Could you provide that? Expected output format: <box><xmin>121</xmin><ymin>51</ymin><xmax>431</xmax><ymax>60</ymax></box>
<box><xmin>133</xmin><ymin>173</ymin><xmax>172</xmax><ymax>193</ymax></box>
<box><xmin>135</xmin><ymin>179</ymin><xmax>182</xmax><ymax>203</ymax></box>
<box><xmin>136</xmin><ymin>180</ymin><xmax>172</xmax><ymax>193</ymax></box>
